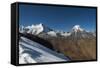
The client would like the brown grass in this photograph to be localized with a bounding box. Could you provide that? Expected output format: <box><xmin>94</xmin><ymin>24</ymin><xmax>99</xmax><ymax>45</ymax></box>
<box><xmin>44</xmin><ymin>37</ymin><xmax>96</xmax><ymax>61</ymax></box>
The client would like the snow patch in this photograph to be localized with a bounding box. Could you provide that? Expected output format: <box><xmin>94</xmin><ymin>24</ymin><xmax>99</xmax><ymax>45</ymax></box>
<box><xmin>60</xmin><ymin>32</ymin><xmax>71</xmax><ymax>37</ymax></box>
<box><xmin>47</xmin><ymin>31</ymin><xmax>57</xmax><ymax>37</ymax></box>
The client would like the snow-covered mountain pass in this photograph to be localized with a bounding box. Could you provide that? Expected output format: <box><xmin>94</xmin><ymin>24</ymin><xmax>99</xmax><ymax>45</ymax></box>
<box><xmin>19</xmin><ymin>36</ymin><xmax>69</xmax><ymax>64</ymax></box>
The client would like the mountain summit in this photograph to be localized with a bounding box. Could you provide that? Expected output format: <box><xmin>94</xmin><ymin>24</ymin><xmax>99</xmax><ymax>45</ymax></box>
<box><xmin>72</xmin><ymin>25</ymin><xmax>84</xmax><ymax>32</ymax></box>
<box><xmin>70</xmin><ymin>25</ymin><xmax>95</xmax><ymax>39</ymax></box>
<box><xmin>19</xmin><ymin>23</ymin><xmax>53</xmax><ymax>35</ymax></box>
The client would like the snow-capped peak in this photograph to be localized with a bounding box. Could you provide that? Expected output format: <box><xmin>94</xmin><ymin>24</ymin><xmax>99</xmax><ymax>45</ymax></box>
<box><xmin>72</xmin><ymin>25</ymin><xmax>84</xmax><ymax>32</ymax></box>
<box><xmin>19</xmin><ymin>23</ymin><xmax>53</xmax><ymax>35</ymax></box>
<box><xmin>21</xmin><ymin>23</ymin><xmax>44</xmax><ymax>35</ymax></box>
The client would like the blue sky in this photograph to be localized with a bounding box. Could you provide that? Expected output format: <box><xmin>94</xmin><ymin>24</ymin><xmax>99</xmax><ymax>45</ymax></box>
<box><xmin>19</xmin><ymin>4</ymin><xmax>96</xmax><ymax>32</ymax></box>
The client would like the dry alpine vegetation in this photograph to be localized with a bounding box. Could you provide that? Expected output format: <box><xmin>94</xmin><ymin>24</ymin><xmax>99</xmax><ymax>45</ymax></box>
<box><xmin>38</xmin><ymin>36</ymin><xmax>96</xmax><ymax>61</ymax></box>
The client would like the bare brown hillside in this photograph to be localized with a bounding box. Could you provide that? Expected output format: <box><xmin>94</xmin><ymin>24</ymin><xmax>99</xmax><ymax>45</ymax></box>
<box><xmin>41</xmin><ymin>37</ymin><xmax>96</xmax><ymax>61</ymax></box>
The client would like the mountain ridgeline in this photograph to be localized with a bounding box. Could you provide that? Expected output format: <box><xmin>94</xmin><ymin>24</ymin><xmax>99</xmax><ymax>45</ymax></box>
<box><xmin>19</xmin><ymin>23</ymin><xmax>96</xmax><ymax>61</ymax></box>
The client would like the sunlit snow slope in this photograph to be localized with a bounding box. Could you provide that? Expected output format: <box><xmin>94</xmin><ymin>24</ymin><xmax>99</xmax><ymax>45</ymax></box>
<box><xmin>19</xmin><ymin>36</ymin><xmax>69</xmax><ymax>64</ymax></box>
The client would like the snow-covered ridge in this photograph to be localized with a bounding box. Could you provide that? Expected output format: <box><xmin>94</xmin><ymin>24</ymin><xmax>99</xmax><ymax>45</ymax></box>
<box><xmin>19</xmin><ymin>36</ymin><xmax>69</xmax><ymax>64</ymax></box>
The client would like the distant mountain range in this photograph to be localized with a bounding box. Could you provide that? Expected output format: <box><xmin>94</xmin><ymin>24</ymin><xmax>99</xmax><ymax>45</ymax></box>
<box><xmin>19</xmin><ymin>23</ymin><xmax>95</xmax><ymax>38</ymax></box>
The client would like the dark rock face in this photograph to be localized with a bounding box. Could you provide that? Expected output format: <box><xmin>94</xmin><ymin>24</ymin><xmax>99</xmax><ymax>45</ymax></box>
<box><xmin>19</xmin><ymin>33</ymin><xmax>55</xmax><ymax>51</ymax></box>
